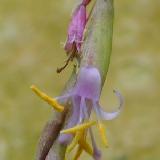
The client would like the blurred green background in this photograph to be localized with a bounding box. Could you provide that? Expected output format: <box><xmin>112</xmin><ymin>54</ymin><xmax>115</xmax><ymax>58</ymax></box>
<box><xmin>0</xmin><ymin>0</ymin><xmax>160</xmax><ymax>160</ymax></box>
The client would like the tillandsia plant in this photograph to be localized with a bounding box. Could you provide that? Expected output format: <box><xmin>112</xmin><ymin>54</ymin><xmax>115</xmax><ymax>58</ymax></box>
<box><xmin>31</xmin><ymin>0</ymin><xmax>124</xmax><ymax>160</ymax></box>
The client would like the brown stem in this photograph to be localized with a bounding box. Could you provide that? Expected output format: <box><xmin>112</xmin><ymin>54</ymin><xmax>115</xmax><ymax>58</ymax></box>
<box><xmin>36</xmin><ymin>110</ymin><xmax>67</xmax><ymax>160</ymax></box>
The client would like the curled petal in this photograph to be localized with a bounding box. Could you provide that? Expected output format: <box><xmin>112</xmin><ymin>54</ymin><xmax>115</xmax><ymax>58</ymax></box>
<box><xmin>113</xmin><ymin>89</ymin><xmax>124</xmax><ymax>108</ymax></box>
<box><xmin>95</xmin><ymin>90</ymin><xmax>124</xmax><ymax>120</ymax></box>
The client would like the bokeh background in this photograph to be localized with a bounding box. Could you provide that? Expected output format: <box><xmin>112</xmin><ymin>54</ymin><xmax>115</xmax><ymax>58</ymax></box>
<box><xmin>0</xmin><ymin>0</ymin><xmax>160</xmax><ymax>160</ymax></box>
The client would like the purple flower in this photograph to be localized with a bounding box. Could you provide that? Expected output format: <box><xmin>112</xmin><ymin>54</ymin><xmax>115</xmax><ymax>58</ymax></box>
<box><xmin>64</xmin><ymin>3</ymin><xmax>88</xmax><ymax>54</ymax></box>
<box><xmin>31</xmin><ymin>66</ymin><xmax>123</xmax><ymax>160</ymax></box>
<box><xmin>57</xmin><ymin>0</ymin><xmax>93</xmax><ymax>73</ymax></box>
<box><xmin>58</xmin><ymin>66</ymin><xmax>123</xmax><ymax>160</ymax></box>
<box><xmin>64</xmin><ymin>0</ymin><xmax>92</xmax><ymax>55</ymax></box>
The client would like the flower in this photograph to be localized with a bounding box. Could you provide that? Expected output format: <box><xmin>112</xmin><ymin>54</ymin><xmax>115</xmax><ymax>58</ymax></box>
<box><xmin>65</xmin><ymin>0</ymin><xmax>92</xmax><ymax>54</ymax></box>
<box><xmin>64</xmin><ymin>2</ymin><xmax>89</xmax><ymax>55</ymax></box>
<box><xmin>57</xmin><ymin>1</ymin><xmax>93</xmax><ymax>73</ymax></box>
<box><xmin>64</xmin><ymin>4</ymin><xmax>86</xmax><ymax>56</ymax></box>
<box><xmin>31</xmin><ymin>66</ymin><xmax>123</xmax><ymax>160</ymax></box>
<box><xmin>57</xmin><ymin>4</ymin><xmax>86</xmax><ymax>73</ymax></box>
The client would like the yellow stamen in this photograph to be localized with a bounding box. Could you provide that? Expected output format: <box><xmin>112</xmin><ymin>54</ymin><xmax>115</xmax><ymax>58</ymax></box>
<box><xmin>66</xmin><ymin>130</ymin><xmax>93</xmax><ymax>156</ymax></box>
<box><xmin>65</xmin><ymin>129</ymin><xmax>93</xmax><ymax>159</ymax></box>
<box><xmin>73</xmin><ymin>145</ymin><xmax>83</xmax><ymax>160</ymax></box>
<box><xmin>31</xmin><ymin>85</ymin><xmax>64</xmax><ymax>112</ymax></box>
<box><xmin>66</xmin><ymin>131</ymin><xmax>83</xmax><ymax>153</ymax></box>
<box><xmin>97</xmin><ymin>121</ymin><xmax>109</xmax><ymax>147</ymax></box>
<box><xmin>60</xmin><ymin>121</ymin><xmax>96</xmax><ymax>134</ymax></box>
<box><xmin>78</xmin><ymin>130</ymin><xmax>93</xmax><ymax>155</ymax></box>
<box><xmin>79</xmin><ymin>138</ymin><xmax>93</xmax><ymax>155</ymax></box>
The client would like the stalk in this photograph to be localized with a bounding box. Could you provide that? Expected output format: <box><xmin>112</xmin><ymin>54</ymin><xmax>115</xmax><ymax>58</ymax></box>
<box><xmin>36</xmin><ymin>0</ymin><xmax>114</xmax><ymax>159</ymax></box>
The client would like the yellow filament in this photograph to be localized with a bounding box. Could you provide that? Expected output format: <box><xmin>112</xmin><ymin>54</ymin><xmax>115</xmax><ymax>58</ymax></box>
<box><xmin>60</xmin><ymin>121</ymin><xmax>96</xmax><ymax>134</ymax></box>
<box><xmin>79</xmin><ymin>138</ymin><xmax>93</xmax><ymax>155</ymax></box>
<box><xmin>66</xmin><ymin>131</ymin><xmax>83</xmax><ymax>153</ymax></box>
<box><xmin>65</xmin><ymin>126</ymin><xmax>93</xmax><ymax>159</ymax></box>
<box><xmin>78</xmin><ymin>130</ymin><xmax>93</xmax><ymax>155</ymax></box>
<box><xmin>73</xmin><ymin>145</ymin><xmax>83</xmax><ymax>160</ymax></box>
<box><xmin>66</xmin><ymin>131</ymin><xmax>93</xmax><ymax>155</ymax></box>
<box><xmin>97</xmin><ymin>121</ymin><xmax>109</xmax><ymax>147</ymax></box>
<box><xmin>31</xmin><ymin>85</ymin><xmax>64</xmax><ymax>112</ymax></box>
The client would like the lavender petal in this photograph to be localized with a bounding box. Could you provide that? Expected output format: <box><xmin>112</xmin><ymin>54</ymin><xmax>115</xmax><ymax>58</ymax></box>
<box><xmin>58</xmin><ymin>96</ymin><xmax>80</xmax><ymax>144</ymax></box>
<box><xmin>95</xmin><ymin>90</ymin><xmax>124</xmax><ymax>120</ymax></box>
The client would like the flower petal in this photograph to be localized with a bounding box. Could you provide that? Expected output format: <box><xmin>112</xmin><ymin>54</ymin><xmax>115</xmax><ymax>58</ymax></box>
<box><xmin>79</xmin><ymin>97</ymin><xmax>85</xmax><ymax>123</ymax></box>
<box><xmin>54</xmin><ymin>93</ymin><xmax>72</xmax><ymax>101</ymax></box>
<box><xmin>95</xmin><ymin>90</ymin><xmax>124</xmax><ymax>120</ymax></box>
<box><xmin>74</xmin><ymin>66</ymin><xmax>101</xmax><ymax>100</ymax></box>
<box><xmin>58</xmin><ymin>96</ymin><xmax>80</xmax><ymax>144</ymax></box>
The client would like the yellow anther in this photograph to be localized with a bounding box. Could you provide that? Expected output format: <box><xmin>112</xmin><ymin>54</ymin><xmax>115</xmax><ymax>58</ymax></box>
<box><xmin>31</xmin><ymin>85</ymin><xmax>64</xmax><ymax>112</ymax></box>
<box><xmin>97</xmin><ymin>121</ymin><xmax>109</xmax><ymax>147</ymax></box>
<box><xmin>73</xmin><ymin>145</ymin><xmax>83</xmax><ymax>160</ymax></box>
<box><xmin>66</xmin><ymin>130</ymin><xmax>93</xmax><ymax>156</ymax></box>
<box><xmin>65</xmin><ymin>128</ymin><xmax>93</xmax><ymax>159</ymax></box>
<box><xmin>66</xmin><ymin>131</ymin><xmax>83</xmax><ymax>153</ymax></box>
<box><xmin>60</xmin><ymin>121</ymin><xmax>96</xmax><ymax>134</ymax></box>
<box><xmin>79</xmin><ymin>138</ymin><xmax>93</xmax><ymax>155</ymax></box>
